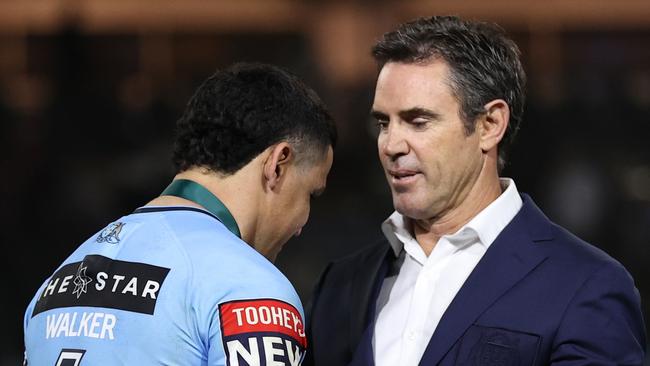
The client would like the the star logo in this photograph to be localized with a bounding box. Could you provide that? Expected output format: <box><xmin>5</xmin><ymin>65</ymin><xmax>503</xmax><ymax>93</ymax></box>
<box><xmin>72</xmin><ymin>263</ymin><xmax>93</xmax><ymax>299</ymax></box>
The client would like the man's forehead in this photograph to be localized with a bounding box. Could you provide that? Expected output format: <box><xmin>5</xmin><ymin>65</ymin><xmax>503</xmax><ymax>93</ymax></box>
<box><xmin>373</xmin><ymin>62</ymin><xmax>457</xmax><ymax>112</ymax></box>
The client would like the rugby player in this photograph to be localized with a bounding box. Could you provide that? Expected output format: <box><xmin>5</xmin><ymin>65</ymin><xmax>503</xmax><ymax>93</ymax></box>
<box><xmin>24</xmin><ymin>62</ymin><xmax>336</xmax><ymax>366</ymax></box>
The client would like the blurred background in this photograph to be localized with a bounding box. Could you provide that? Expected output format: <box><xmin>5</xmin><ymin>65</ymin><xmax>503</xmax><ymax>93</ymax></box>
<box><xmin>1</xmin><ymin>0</ymin><xmax>649</xmax><ymax>363</ymax></box>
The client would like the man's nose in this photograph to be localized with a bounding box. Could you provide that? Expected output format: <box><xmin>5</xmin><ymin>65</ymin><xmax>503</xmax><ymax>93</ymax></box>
<box><xmin>380</xmin><ymin>124</ymin><xmax>408</xmax><ymax>157</ymax></box>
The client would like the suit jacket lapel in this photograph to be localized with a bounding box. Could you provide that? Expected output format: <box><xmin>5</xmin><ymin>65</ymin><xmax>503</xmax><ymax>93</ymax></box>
<box><xmin>419</xmin><ymin>195</ymin><xmax>553</xmax><ymax>365</ymax></box>
<box><xmin>349</xmin><ymin>241</ymin><xmax>392</xmax><ymax>360</ymax></box>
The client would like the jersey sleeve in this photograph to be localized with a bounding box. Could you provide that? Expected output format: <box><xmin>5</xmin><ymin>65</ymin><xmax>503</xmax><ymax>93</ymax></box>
<box><xmin>211</xmin><ymin>297</ymin><xmax>307</xmax><ymax>366</ymax></box>
<box><xmin>23</xmin><ymin>279</ymin><xmax>48</xmax><ymax>365</ymax></box>
<box><xmin>183</xmin><ymin>234</ymin><xmax>307</xmax><ymax>366</ymax></box>
<box><xmin>23</xmin><ymin>298</ymin><xmax>34</xmax><ymax>366</ymax></box>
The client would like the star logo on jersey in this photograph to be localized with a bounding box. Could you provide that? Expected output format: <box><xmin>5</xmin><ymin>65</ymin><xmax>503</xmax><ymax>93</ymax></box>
<box><xmin>72</xmin><ymin>263</ymin><xmax>93</xmax><ymax>299</ymax></box>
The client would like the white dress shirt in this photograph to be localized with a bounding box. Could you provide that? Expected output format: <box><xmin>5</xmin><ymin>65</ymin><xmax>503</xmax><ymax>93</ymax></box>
<box><xmin>373</xmin><ymin>179</ymin><xmax>523</xmax><ymax>366</ymax></box>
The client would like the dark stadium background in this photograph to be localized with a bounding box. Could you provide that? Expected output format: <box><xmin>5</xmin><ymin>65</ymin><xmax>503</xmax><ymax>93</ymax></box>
<box><xmin>1</xmin><ymin>1</ymin><xmax>649</xmax><ymax>364</ymax></box>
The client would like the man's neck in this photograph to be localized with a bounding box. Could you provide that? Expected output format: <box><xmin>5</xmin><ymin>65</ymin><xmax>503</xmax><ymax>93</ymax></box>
<box><xmin>413</xmin><ymin>169</ymin><xmax>503</xmax><ymax>256</ymax></box>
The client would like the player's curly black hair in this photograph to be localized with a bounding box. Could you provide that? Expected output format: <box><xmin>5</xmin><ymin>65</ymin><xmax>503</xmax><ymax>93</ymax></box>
<box><xmin>172</xmin><ymin>62</ymin><xmax>337</xmax><ymax>175</ymax></box>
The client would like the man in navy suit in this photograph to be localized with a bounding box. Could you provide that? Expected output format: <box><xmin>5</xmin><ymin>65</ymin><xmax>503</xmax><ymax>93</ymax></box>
<box><xmin>307</xmin><ymin>16</ymin><xmax>646</xmax><ymax>365</ymax></box>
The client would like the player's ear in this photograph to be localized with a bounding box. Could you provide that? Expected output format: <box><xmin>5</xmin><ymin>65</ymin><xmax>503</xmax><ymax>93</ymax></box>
<box><xmin>263</xmin><ymin>142</ymin><xmax>293</xmax><ymax>190</ymax></box>
<box><xmin>478</xmin><ymin>99</ymin><xmax>509</xmax><ymax>152</ymax></box>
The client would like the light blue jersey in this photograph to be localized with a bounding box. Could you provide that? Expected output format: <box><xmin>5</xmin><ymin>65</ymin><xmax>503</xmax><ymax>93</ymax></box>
<box><xmin>24</xmin><ymin>206</ymin><xmax>307</xmax><ymax>365</ymax></box>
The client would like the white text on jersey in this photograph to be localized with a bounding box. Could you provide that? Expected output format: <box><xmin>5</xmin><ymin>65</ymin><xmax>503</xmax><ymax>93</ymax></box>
<box><xmin>45</xmin><ymin>312</ymin><xmax>116</xmax><ymax>340</ymax></box>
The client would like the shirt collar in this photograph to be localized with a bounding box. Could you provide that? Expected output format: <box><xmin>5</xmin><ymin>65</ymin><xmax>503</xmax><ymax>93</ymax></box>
<box><xmin>381</xmin><ymin>178</ymin><xmax>523</xmax><ymax>257</ymax></box>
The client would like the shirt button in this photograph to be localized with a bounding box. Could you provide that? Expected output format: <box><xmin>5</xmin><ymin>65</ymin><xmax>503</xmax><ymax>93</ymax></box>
<box><xmin>407</xmin><ymin>331</ymin><xmax>416</xmax><ymax>340</ymax></box>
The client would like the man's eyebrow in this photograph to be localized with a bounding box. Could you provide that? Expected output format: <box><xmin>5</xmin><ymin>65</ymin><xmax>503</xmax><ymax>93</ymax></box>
<box><xmin>370</xmin><ymin>108</ymin><xmax>441</xmax><ymax>121</ymax></box>
<box><xmin>398</xmin><ymin>107</ymin><xmax>441</xmax><ymax>121</ymax></box>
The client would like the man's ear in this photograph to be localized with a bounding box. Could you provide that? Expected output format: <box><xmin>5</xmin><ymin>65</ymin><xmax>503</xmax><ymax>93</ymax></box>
<box><xmin>478</xmin><ymin>99</ymin><xmax>510</xmax><ymax>153</ymax></box>
<box><xmin>263</xmin><ymin>142</ymin><xmax>293</xmax><ymax>190</ymax></box>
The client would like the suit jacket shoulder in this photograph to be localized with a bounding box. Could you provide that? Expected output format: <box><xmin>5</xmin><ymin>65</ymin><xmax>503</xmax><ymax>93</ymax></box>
<box><xmin>420</xmin><ymin>195</ymin><xmax>647</xmax><ymax>365</ymax></box>
<box><xmin>306</xmin><ymin>238</ymin><xmax>390</xmax><ymax>366</ymax></box>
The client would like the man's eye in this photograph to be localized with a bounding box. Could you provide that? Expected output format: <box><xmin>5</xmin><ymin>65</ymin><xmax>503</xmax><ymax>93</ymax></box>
<box><xmin>376</xmin><ymin>121</ymin><xmax>389</xmax><ymax>130</ymax></box>
<box><xmin>411</xmin><ymin>119</ymin><xmax>429</xmax><ymax>128</ymax></box>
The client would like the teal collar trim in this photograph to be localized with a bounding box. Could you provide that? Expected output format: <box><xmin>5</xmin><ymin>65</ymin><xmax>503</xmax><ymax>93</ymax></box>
<box><xmin>160</xmin><ymin>179</ymin><xmax>241</xmax><ymax>238</ymax></box>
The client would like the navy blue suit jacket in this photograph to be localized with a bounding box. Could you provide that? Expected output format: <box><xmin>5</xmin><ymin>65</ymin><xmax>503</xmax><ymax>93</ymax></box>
<box><xmin>306</xmin><ymin>195</ymin><xmax>646</xmax><ymax>365</ymax></box>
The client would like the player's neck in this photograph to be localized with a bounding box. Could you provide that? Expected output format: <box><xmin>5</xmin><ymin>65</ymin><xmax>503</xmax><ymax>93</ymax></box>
<box><xmin>151</xmin><ymin>166</ymin><xmax>262</xmax><ymax>245</ymax></box>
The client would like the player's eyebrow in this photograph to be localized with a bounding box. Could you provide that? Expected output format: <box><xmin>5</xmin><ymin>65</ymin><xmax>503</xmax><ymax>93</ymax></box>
<box><xmin>370</xmin><ymin>110</ymin><xmax>388</xmax><ymax>121</ymax></box>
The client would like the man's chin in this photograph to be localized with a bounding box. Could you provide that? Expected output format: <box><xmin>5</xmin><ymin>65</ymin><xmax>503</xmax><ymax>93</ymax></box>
<box><xmin>393</xmin><ymin>200</ymin><xmax>430</xmax><ymax>220</ymax></box>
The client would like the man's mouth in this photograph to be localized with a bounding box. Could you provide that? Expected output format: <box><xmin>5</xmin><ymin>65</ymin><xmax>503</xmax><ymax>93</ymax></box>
<box><xmin>387</xmin><ymin>169</ymin><xmax>420</xmax><ymax>184</ymax></box>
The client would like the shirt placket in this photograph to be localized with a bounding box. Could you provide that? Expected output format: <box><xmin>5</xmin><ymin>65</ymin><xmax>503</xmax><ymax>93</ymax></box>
<box><xmin>400</xmin><ymin>239</ymin><xmax>453</xmax><ymax>365</ymax></box>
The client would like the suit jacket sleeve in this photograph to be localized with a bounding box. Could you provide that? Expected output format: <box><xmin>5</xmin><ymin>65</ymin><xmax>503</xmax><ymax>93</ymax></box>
<box><xmin>551</xmin><ymin>260</ymin><xmax>646</xmax><ymax>364</ymax></box>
